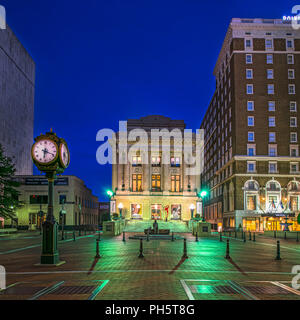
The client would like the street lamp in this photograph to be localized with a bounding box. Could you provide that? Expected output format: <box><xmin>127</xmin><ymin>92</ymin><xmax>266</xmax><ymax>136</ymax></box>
<box><xmin>189</xmin><ymin>204</ymin><xmax>195</xmax><ymax>219</ymax></box>
<box><xmin>199</xmin><ymin>189</ymin><xmax>209</xmax><ymax>221</ymax></box>
<box><xmin>60</xmin><ymin>198</ymin><xmax>66</xmax><ymax>240</ymax></box>
<box><xmin>106</xmin><ymin>189</ymin><xmax>115</xmax><ymax>221</ymax></box>
<box><xmin>118</xmin><ymin>203</ymin><xmax>123</xmax><ymax>219</ymax></box>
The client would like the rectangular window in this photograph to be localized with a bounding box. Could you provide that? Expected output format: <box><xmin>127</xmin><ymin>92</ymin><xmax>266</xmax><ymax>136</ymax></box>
<box><xmin>170</xmin><ymin>157</ymin><xmax>180</xmax><ymax>167</ymax></box>
<box><xmin>288</xmin><ymin>69</ymin><xmax>295</xmax><ymax>79</ymax></box>
<box><xmin>151</xmin><ymin>175</ymin><xmax>161</xmax><ymax>191</ymax></box>
<box><xmin>290</xmin><ymin>101</ymin><xmax>297</xmax><ymax>112</ymax></box>
<box><xmin>59</xmin><ymin>195</ymin><xmax>67</xmax><ymax>204</ymax></box>
<box><xmin>286</xmin><ymin>39</ymin><xmax>294</xmax><ymax>49</ymax></box>
<box><xmin>245</xmin><ymin>39</ymin><xmax>252</xmax><ymax>48</ymax></box>
<box><xmin>287</xmin><ymin>54</ymin><xmax>294</xmax><ymax>64</ymax></box>
<box><xmin>246</xmin><ymin>195</ymin><xmax>257</xmax><ymax>210</ymax></box>
<box><xmin>290</xmin><ymin>145</ymin><xmax>298</xmax><ymax>157</ymax></box>
<box><xmin>267</xmin><ymin>69</ymin><xmax>274</xmax><ymax>79</ymax></box>
<box><xmin>29</xmin><ymin>195</ymin><xmax>48</xmax><ymax>204</ymax></box>
<box><xmin>269</xmin><ymin>162</ymin><xmax>277</xmax><ymax>173</ymax></box>
<box><xmin>247</xmin><ymin>144</ymin><xmax>256</xmax><ymax>156</ymax></box>
<box><xmin>248</xmin><ymin>116</ymin><xmax>254</xmax><ymax>126</ymax></box>
<box><xmin>248</xmin><ymin>131</ymin><xmax>255</xmax><ymax>142</ymax></box>
<box><xmin>269</xmin><ymin>116</ymin><xmax>275</xmax><ymax>127</ymax></box>
<box><xmin>265</xmin><ymin>39</ymin><xmax>273</xmax><ymax>50</ymax></box>
<box><xmin>246</xmin><ymin>54</ymin><xmax>252</xmax><ymax>64</ymax></box>
<box><xmin>132</xmin><ymin>174</ymin><xmax>142</xmax><ymax>192</ymax></box>
<box><xmin>268</xmin><ymin>101</ymin><xmax>275</xmax><ymax>111</ymax></box>
<box><xmin>132</xmin><ymin>156</ymin><xmax>142</xmax><ymax>167</ymax></box>
<box><xmin>290</xmin><ymin>117</ymin><xmax>297</xmax><ymax>127</ymax></box>
<box><xmin>267</xmin><ymin>54</ymin><xmax>273</xmax><ymax>64</ymax></box>
<box><xmin>171</xmin><ymin>175</ymin><xmax>180</xmax><ymax>192</ymax></box>
<box><xmin>247</xmin><ymin>84</ymin><xmax>253</xmax><ymax>94</ymax></box>
<box><xmin>290</xmin><ymin>163</ymin><xmax>299</xmax><ymax>173</ymax></box>
<box><xmin>247</xmin><ymin>161</ymin><xmax>256</xmax><ymax>173</ymax></box>
<box><xmin>291</xmin><ymin>132</ymin><xmax>297</xmax><ymax>143</ymax></box>
<box><xmin>288</xmin><ymin>84</ymin><xmax>296</xmax><ymax>94</ymax></box>
<box><xmin>151</xmin><ymin>156</ymin><xmax>161</xmax><ymax>167</ymax></box>
<box><xmin>247</xmin><ymin>101</ymin><xmax>254</xmax><ymax>111</ymax></box>
<box><xmin>246</xmin><ymin>69</ymin><xmax>253</xmax><ymax>79</ymax></box>
<box><xmin>268</xmin><ymin>84</ymin><xmax>274</xmax><ymax>94</ymax></box>
<box><xmin>269</xmin><ymin>132</ymin><xmax>276</xmax><ymax>142</ymax></box>
<box><xmin>268</xmin><ymin>144</ymin><xmax>277</xmax><ymax>157</ymax></box>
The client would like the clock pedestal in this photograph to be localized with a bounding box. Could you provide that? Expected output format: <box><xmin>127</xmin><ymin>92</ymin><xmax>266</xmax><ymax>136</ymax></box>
<box><xmin>40</xmin><ymin>173</ymin><xmax>64</xmax><ymax>265</ymax></box>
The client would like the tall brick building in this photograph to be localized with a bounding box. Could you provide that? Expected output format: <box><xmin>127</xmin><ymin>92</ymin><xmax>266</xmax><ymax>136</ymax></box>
<box><xmin>201</xmin><ymin>18</ymin><xmax>300</xmax><ymax>232</ymax></box>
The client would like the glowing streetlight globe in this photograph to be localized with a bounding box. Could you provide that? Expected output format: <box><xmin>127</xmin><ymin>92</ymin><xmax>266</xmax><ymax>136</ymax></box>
<box><xmin>107</xmin><ymin>190</ymin><xmax>113</xmax><ymax>198</ymax></box>
<box><xmin>200</xmin><ymin>190</ymin><xmax>208</xmax><ymax>198</ymax></box>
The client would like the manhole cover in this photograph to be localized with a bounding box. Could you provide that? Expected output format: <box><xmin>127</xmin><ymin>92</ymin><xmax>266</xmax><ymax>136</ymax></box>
<box><xmin>244</xmin><ymin>285</ymin><xmax>290</xmax><ymax>295</ymax></box>
<box><xmin>51</xmin><ymin>285</ymin><xmax>97</xmax><ymax>295</ymax></box>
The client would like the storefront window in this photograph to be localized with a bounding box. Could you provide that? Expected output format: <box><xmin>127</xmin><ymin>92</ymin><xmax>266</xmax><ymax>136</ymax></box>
<box><xmin>151</xmin><ymin>204</ymin><xmax>162</xmax><ymax>220</ymax></box>
<box><xmin>131</xmin><ymin>204</ymin><xmax>142</xmax><ymax>219</ymax></box>
<box><xmin>171</xmin><ymin>205</ymin><xmax>181</xmax><ymax>220</ymax></box>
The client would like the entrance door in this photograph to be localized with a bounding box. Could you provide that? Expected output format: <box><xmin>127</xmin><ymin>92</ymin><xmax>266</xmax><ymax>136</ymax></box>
<box><xmin>151</xmin><ymin>204</ymin><xmax>162</xmax><ymax>220</ymax></box>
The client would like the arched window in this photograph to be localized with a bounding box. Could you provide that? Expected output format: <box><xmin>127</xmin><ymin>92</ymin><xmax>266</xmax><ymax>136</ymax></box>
<box><xmin>244</xmin><ymin>180</ymin><xmax>259</xmax><ymax>211</ymax></box>
<box><xmin>229</xmin><ymin>181</ymin><xmax>234</xmax><ymax>212</ymax></box>
<box><xmin>266</xmin><ymin>180</ymin><xmax>281</xmax><ymax>212</ymax></box>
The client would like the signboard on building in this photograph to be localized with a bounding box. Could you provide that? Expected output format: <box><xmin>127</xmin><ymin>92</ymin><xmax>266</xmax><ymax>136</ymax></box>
<box><xmin>25</xmin><ymin>177</ymin><xmax>69</xmax><ymax>186</ymax></box>
<box><xmin>110</xmin><ymin>200</ymin><xmax>116</xmax><ymax>214</ymax></box>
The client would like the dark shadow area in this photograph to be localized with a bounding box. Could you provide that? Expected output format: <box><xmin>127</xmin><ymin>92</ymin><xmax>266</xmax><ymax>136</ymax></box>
<box><xmin>87</xmin><ymin>258</ymin><xmax>100</xmax><ymax>275</ymax></box>
<box><xmin>227</xmin><ymin>258</ymin><xmax>248</xmax><ymax>276</ymax></box>
<box><xmin>168</xmin><ymin>257</ymin><xmax>187</xmax><ymax>275</ymax></box>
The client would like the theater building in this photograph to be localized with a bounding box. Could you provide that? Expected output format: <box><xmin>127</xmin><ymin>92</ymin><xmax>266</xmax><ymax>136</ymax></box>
<box><xmin>111</xmin><ymin>115</ymin><xmax>201</xmax><ymax>221</ymax></box>
<box><xmin>201</xmin><ymin>18</ymin><xmax>300</xmax><ymax>231</ymax></box>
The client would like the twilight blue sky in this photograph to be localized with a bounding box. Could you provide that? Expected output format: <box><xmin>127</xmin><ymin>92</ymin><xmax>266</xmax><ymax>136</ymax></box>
<box><xmin>2</xmin><ymin>0</ymin><xmax>297</xmax><ymax>200</ymax></box>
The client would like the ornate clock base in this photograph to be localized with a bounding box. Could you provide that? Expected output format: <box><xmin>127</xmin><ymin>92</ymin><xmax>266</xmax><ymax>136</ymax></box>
<box><xmin>41</xmin><ymin>219</ymin><xmax>60</xmax><ymax>265</ymax></box>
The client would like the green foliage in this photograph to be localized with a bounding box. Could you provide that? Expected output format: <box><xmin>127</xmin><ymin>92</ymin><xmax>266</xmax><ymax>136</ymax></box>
<box><xmin>0</xmin><ymin>144</ymin><xmax>22</xmax><ymax>221</ymax></box>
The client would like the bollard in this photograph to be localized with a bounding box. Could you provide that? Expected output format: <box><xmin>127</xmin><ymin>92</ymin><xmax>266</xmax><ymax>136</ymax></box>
<box><xmin>182</xmin><ymin>238</ymin><xmax>188</xmax><ymax>259</ymax></box>
<box><xmin>275</xmin><ymin>240</ymin><xmax>281</xmax><ymax>260</ymax></box>
<box><xmin>147</xmin><ymin>228</ymin><xmax>150</xmax><ymax>242</ymax></box>
<box><xmin>171</xmin><ymin>232</ymin><xmax>174</xmax><ymax>242</ymax></box>
<box><xmin>249</xmin><ymin>232</ymin><xmax>252</xmax><ymax>241</ymax></box>
<box><xmin>122</xmin><ymin>231</ymin><xmax>126</xmax><ymax>242</ymax></box>
<box><xmin>225</xmin><ymin>239</ymin><xmax>230</xmax><ymax>259</ymax></box>
<box><xmin>138</xmin><ymin>239</ymin><xmax>144</xmax><ymax>258</ymax></box>
<box><xmin>243</xmin><ymin>232</ymin><xmax>246</xmax><ymax>243</ymax></box>
<box><xmin>235</xmin><ymin>230</ymin><xmax>237</xmax><ymax>239</ymax></box>
<box><xmin>219</xmin><ymin>232</ymin><xmax>222</xmax><ymax>242</ymax></box>
<box><xmin>253</xmin><ymin>233</ymin><xmax>256</xmax><ymax>242</ymax></box>
<box><xmin>73</xmin><ymin>231</ymin><xmax>76</xmax><ymax>242</ymax></box>
<box><xmin>95</xmin><ymin>239</ymin><xmax>101</xmax><ymax>259</ymax></box>
<box><xmin>195</xmin><ymin>232</ymin><xmax>198</xmax><ymax>242</ymax></box>
<box><xmin>98</xmin><ymin>232</ymin><xmax>101</xmax><ymax>241</ymax></box>
<box><xmin>284</xmin><ymin>232</ymin><xmax>287</xmax><ymax>240</ymax></box>
<box><xmin>297</xmin><ymin>232</ymin><xmax>299</xmax><ymax>242</ymax></box>
<box><xmin>274</xmin><ymin>230</ymin><xmax>276</xmax><ymax>239</ymax></box>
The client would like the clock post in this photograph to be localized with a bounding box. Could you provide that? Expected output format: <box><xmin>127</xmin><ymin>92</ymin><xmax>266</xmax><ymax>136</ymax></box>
<box><xmin>31</xmin><ymin>130</ymin><xmax>70</xmax><ymax>266</ymax></box>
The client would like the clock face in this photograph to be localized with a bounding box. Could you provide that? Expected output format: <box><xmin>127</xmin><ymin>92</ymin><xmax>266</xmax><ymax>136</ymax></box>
<box><xmin>32</xmin><ymin>139</ymin><xmax>58</xmax><ymax>164</ymax></box>
<box><xmin>60</xmin><ymin>143</ymin><xmax>69</xmax><ymax>168</ymax></box>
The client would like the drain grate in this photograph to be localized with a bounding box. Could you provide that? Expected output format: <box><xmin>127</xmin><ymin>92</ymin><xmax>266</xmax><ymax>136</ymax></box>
<box><xmin>244</xmin><ymin>285</ymin><xmax>290</xmax><ymax>295</ymax></box>
<box><xmin>50</xmin><ymin>285</ymin><xmax>97</xmax><ymax>295</ymax></box>
<box><xmin>190</xmin><ymin>285</ymin><xmax>237</xmax><ymax>294</ymax></box>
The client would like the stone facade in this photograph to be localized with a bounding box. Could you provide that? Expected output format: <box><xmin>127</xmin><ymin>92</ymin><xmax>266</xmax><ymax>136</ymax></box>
<box><xmin>0</xmin><ymin>26</ymin><xmax>35</xmax><ymax>175</ymax></box>
<box><xmin>7</xmin><ymin>175</ymin><xmax>99</xmax><ymax>229</ymax></box>
<box><xmin>111</xmin><ymin>115</ymin><xmax>201</xmax><ymax>221</ymax></box>
<box><xmin>201</xmin><ymin>18</ymin><xmax>300</xmax><ymax>231</ymax></box>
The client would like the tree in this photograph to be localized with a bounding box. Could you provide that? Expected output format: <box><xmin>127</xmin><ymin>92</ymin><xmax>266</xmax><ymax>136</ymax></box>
<box><xmin>0</xmin><ymin>144</ymin><xmax>22</xmax><ymax>221</ymax></box>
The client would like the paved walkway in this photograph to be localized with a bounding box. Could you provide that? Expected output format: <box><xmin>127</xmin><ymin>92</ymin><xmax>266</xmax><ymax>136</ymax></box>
<box><xmin>0</xmin><ymin>232</ymin><xmax>299</xmax><ymax>300</ymax></box>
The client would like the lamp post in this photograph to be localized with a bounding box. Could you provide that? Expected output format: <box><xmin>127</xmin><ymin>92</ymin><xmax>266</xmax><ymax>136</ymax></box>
<box><xmin>38</xmin><ymin>203</ymin><xmax>44</xmax><ymax>236</ymax></box>
<box><xmin>106</xmin><ymin>190</ymin><xmax>114</xmax><ymax>221</ymax></box>
<box><xmin>118</xmin><ymin>203</ymin><xmax>123</xmax><ymax>219</ymax></box>
<box><xmin>199</xmin><ymin>190</ymin><xmax>208</xmax><ymax>222</ymax></box>
<box><xmin>60</xmin><ymin>198</ymin><xmax>66</xmax><ymax>240</ymax></box>
<box><xmin>189</xmin><ymin>204</ymin><xmax>195</xmax><ymax>219</ymax></box>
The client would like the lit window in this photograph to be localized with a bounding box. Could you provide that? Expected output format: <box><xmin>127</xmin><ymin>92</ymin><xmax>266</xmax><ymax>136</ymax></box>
<box><xmin>171</xmin><ymin>175</ymin><xmax>180</xmax><ymax>192</ymax></box>
<box><xmin>288</xmin><ymin>69</ymin><xmax>295</xmax><ymax>79</ymax></box>
<box><xmin>287</xmin><ymin>54</ymin><xmax>294</xmax><ymax>64</ymax></box>
<box><xmin>132</xmin><ymin>156</ymin><xmax>142</xmax><ymax>167</ymax></box>
<box><xmin>268</xmin><ymin>101</ymin><xmax>275</xmax><ymax>111</ymax></box>
<box><xmin>248</xmin><ymin>132</ymin><xmax>255</xmax><ymax>142</ymax></box>
<box><xmin>268</xmin><ymin>145</ymin><xmax>277</xmax><ymax>156</ymax></box>
<box><xmin>247</xmin><ymin>84</ymin><xmax>253</xmax><ymax>94</ymax></box>
<box><xmin>248</xmin><ymin>116</ymin><xmax>254</xmax><ymax>126</ymax></box>
<box><xmin>151</xmin><ymin>156</ymin><xmax>161</xmax><ymax>167</ymax></box>
<box><xmin>246</xmin><ymin>69</ymin><xmax>253</xmax><ymax>79</ymax></box>
<box><xmin>266</xmin><ymin>54</ymin><xmax>273</xmax><ymax>64</ymax></box>
<box><xmin>269</xmin><ymin>132</ymin><xmax>276</xmax><ymax>142</ymax></box>
<box><xmin>288</xmin><ymin>84</ymin><xmax>296</xmax><ymax>94</ymax></box>
<box><xmin>132</xmin><ymin>174</ymin><xmax>142</xmax><ymax>192</ymax></box>
<box><xmin>290</xmin><ymin>117</ymin><xmax>297</xmax><ymax>127</ymax></box>
<box><xmin>247</xmin><ymin>101</ymin><xmax>254</xmax><ymax>111</ymax></box>
<box><xmin>267</xmin><ymin>69</ymin><xmax>274</xmax><ymax>79</ymax></box>
<box><xmin>268</xmin><ymin>84</ymin><xmax>274</xmax><ymax>94</ymax></box>
<box><xmin>291</xmin><ymin>133</ymin><xmax>297</xmax><ymax>143</ymax></box>
<box><xmin>170</xmin><ymin>157</ymin><xmax>180</xmax><ymax>167</ymax></box>
<box><xmin>290</xmin><ymin>101</ymin><xmax>297</xmax><ymax>112</ymax></box>
<box><xmin>268</xmin><ymin>116</ymin><xmax>275</xmax><ymax>127</ymax></box>
<box><xmin>246</xmin><ymin>54</ymin><xmax>252</xmax><ymax>64</ymax></box>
